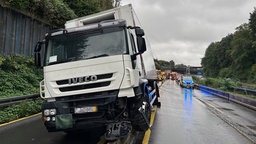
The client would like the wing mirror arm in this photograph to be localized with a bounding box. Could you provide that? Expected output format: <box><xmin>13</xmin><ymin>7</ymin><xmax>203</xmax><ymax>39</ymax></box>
<box><xmin>34</xmin><ymin>41</ymin><xmax>44</xmax><ymax>68</ymax></box>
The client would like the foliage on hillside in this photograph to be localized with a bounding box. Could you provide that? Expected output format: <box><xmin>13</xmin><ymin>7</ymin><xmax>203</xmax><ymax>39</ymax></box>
<box><xmin>0</xmin><ymin>55</ymin><xmax>43</xmax><ymax>98</ymax></box>
<box><xmin>0</xmin><ymin>55</ymin><xmax>43</xmax><ymax>123</ymax></box>
<box><xmin>201</xmin><ymin>8</ymin><xmax>256</xmax><ymax>83</ymax></box>
<box><xmin>193</xmin><ymin>76</ymin><xmax>241</xmax><ymax>91</ymax></box>
<box><xmin>63</xmin><ymin>0</ymin><xmax>113</xmax><ymax>17</ymax></box>
<box><xmin>0</xmin><ymin>99</ymin><xmax>44</xmax><ymax>123</ymax></box>
<box><xmin>1</xmin><ymin>0</ymin><xmax>113</xmax><ymax>27</ymax></box>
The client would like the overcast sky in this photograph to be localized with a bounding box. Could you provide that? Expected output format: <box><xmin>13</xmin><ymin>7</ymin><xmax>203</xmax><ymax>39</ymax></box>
<box><xmin>121</xmin><ymin>0</ymin><xmax>256</xmax><ymax>66</ymax></box>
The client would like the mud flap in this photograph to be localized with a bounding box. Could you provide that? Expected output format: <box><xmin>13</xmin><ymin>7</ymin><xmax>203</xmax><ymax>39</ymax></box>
<box><xmin>56</xmin><ymin>114</ymin><xmax>73</xmax><ymax>129</ymax></box>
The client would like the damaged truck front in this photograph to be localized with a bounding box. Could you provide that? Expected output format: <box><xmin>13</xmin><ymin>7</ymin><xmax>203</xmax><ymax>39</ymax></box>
<box><xmin>34</xmin><ymin>4</ymin><xmax>160</xmax><ymax>140</ymax></box>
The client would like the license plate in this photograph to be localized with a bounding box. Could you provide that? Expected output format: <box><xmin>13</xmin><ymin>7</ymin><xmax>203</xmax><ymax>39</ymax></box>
<box><xmin>74</xmin><ymin>106</ymin><xmax>97</xmax><ymax>114</ymax></box>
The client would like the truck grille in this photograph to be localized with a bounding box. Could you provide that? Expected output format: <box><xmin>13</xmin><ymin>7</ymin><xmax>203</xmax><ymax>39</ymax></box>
<box><xmin>56</xmin><ymin>90</ymin><xmax>118</xmax><ymax>102</ymax></box>
<box><xmin>56</xmin><ymin>73</ymin><xmax>113</xmax><ymax>85</ymax></box>
<box><xmin>59</xmin><ymin>81</ymin><xmax>111</xmax><ymax>92</ymax></box>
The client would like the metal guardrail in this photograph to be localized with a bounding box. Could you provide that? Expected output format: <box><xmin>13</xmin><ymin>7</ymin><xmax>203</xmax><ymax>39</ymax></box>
<box><xmin>0</xmin><ymin>94</ymin><xmax>40</xmax><ymax>107</ymax></box>
<box><xmin>198</xmin><ymin>85</ymin><xmax>256</xmax><ymax>111</ymax></box>
<box><xmin>198</xmin><ymin>85</ymin><xmax>230</xmax><ymax>99</ymax></box>
<box><xmin>229</xmin><ymin>87</ymin><xmax>256</xmax><ymax>95</ymax></box>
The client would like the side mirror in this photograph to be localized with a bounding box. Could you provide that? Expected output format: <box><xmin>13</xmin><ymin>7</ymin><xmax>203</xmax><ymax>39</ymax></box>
<box><xmin>137</xmin><ymin>37</ymin><xmax>146</xmax><ymax>54</ymax></box>
<box><xmin>34</xmin><ymin>41</ymin><xmax>44</xmax><ymax>67</ymax></box>
<box><xmin>34</xmin><ymin>42</ymin><xmax>42</xmax><ymax>52</ymax></box>
<box><xmin>34</xmin><ymin>52</ymin><xmax>41</xmax><ymax>67</ymax></box>
<box><xmin>135</xmin><ymin>28</ymin><xmax>145</xmax><ymax>37</ymax></box>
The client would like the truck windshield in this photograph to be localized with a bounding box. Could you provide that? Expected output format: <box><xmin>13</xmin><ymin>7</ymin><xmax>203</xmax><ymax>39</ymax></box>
<box><xmin>45</xmin><ymin>27</ymin><xmax>127</xmax><ymax>65</ymax></box>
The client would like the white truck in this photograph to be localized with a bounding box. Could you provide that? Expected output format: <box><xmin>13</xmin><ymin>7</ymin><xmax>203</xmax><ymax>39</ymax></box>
<box><xmin>34</xmin><ymin>4</ymin><xmax>160</xmax><ymax>140</ymax></box>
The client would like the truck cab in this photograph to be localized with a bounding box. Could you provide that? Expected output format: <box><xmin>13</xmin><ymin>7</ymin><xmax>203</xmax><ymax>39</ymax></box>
<box><xmin>34</xmin><ymin>5</ymin><xmax>159</xmax><ymax>140</ymax></box>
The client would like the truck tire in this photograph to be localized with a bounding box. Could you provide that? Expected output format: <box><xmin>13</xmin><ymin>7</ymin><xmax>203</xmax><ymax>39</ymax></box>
<box><xmin>130</xmin><ymin>95</ymin><xmax>151</xmax><ymax>131</ymax></box>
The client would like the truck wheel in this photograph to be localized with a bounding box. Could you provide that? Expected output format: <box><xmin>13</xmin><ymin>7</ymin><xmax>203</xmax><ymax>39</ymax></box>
<box><xmin>130</xmin><ymin>95</ymin><xmax>151</xmax><ymax>131</ymax></box>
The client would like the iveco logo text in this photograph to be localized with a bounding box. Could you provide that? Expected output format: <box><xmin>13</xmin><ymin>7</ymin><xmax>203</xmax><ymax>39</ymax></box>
<box><xmin>68</xmin><ymin>75</ymin><xmax>97</xmax><ymax>84</ymax></box>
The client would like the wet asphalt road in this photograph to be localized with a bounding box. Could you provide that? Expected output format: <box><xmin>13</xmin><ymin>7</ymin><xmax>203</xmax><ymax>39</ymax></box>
<box><xmin>0</xmin><ymin>115</ymin><xmax>104</xmax><ymax>144</ymax></box>
<box><xmin>0</xmin><ymin>80</ymin><xmax>255</xmax><ymax>144</ymax></box>
<box><xmin>149</xmin><ymin>80</ymin><xmax>253</xmax><ymax>144</ymax></box>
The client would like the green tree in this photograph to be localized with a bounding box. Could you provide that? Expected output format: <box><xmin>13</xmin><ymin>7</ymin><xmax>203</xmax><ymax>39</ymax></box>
<box><xmin>200</xmin><ymin>8</ymin><xmax>256</xmax><ymax>82</ymax></box>
<box><xmin>3</xmin><ymin>0</ymin><xmax>113</xmax><ymax>27</ymax></box>
<box><xmin>248</xmin><ymin>7</ymin><xmax>256</xmax><ymax>82</ymax></box>
<box><xmin>175</xmin><ymin>64</ymin><xmax>187</xmax><ymax>68</ymax></box>
<box><xmin>169</xmin><ymin>60</ymin><xmax>175</xmax><ymax>69</ymax></box>
<box><xmin>42</xmin><ymin>0</ymin><xmax>77</xmax><ymax>27</ymax></box>
<box><xmin>217</xmin><ymin>34</ymin><xmax>233</xmax><ymax>69</ymax></box>
<box><xmin>201</xmin><ymin>42</ymin><xmax>220</xmax><ymax>77</ymax></box>
<box><xmin>2</xmin><ymin>0</ymin><xmax>77</xmax><ymax>27</ymax></box>
<box><xmin>249</xmin><ymin>7</ymin><xmax>256</xmax><ymax>39</ymax></box>
<box><xmin>8</xmin><ymin>0</ymin><xmax>29</xmax><ymax>10</ymax></box>
<box><xmin>201</xmin><ymin>34</ymin><xmax>233</xmax><ymax>78</ymax></box>
<box><xmin>154</xmin><ymin>59</ymin><xmax>176</xmax><ymax>71</ymax></box>
<box><xmin>100</xmin><ymin>0</ymin><xmax>113</xmax><ymax>9</ymax></box>
<box><xmin>63</xmin><ymin>0</ymin><xmax>113</xmax><ymax>17</ymax></box>
<box><xmin>202</xmin><ymin>24</ymin><xmax>255</xmax><ymax>81</ymax></box>
<box><xmin>230</xmin><ymin>24</ymin><xmax>254</xmax><ymax>80</ymax></box>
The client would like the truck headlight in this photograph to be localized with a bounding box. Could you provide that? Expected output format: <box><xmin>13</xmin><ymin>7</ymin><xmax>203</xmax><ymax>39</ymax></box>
<box><xmin>50</xmin><ymin>109</ymin><xmax>56</xmax><ymax>115</ymax></box>
<box><xmin>46</xmin><ymin>117</ymin><xmax>51</xmax><ymax>122</ymax></box>
<box><xmin>44</xmin><ymin>109</ymin><xmax>50</xmax><ymax>116</ymax></box>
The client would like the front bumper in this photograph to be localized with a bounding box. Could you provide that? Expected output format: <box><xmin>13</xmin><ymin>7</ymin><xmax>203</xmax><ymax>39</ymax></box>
<box><xmin>42</xmin><ymin>90</ymin><xmax>119</xmax><ymax>132</ymax></box>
